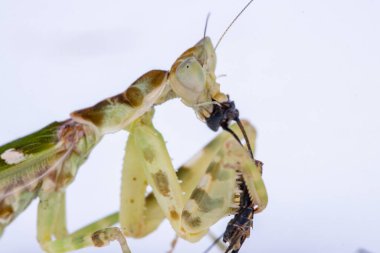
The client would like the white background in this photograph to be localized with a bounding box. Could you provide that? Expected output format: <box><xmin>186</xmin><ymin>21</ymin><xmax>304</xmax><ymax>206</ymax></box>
<box><xmin>0</xmin><ymin>0</ymin><xmax>379</xmax><ymax>253</ymax></box>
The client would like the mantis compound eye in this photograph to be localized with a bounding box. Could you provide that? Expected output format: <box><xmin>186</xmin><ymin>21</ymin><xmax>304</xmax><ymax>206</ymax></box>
<box><xmin>171</xmin><ymin>57</ymin><xmax>206</xmax><ymax>105</ymax></box>
<box><xmin>176</xmin><ymin>57</ymin><xmax>205</xmax><ymax>93</ymax></box>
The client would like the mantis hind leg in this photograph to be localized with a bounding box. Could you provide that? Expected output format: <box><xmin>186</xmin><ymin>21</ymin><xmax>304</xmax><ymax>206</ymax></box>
<box><xmin>37</xmin><ymin>191</ymin><xmax>68</xmax><ymax>245</ymax></box>
<box><xmin>37</xmin><ymin>191</ymin><xmax>129</xmax><ymax>253</ymax></box>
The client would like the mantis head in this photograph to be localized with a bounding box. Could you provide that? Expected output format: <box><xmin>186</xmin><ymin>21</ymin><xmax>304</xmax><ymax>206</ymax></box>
<box><xmin>169</xmin><ymin>37</ymin><xmax>253</xmax><ymax>158</ymax></box>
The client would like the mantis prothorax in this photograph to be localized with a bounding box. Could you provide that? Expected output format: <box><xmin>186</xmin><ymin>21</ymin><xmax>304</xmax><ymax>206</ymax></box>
<box><xmin>0</xmin><ymin>1</ymin><xmax>267</xmax><ymax>252</ymax></box>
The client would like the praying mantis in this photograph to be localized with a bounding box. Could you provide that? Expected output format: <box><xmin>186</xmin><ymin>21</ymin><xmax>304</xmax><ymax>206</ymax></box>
<box><xmin>0</xmin><ymin>1</ymin><xmax>267</xmax><ymax>252</ymax></box>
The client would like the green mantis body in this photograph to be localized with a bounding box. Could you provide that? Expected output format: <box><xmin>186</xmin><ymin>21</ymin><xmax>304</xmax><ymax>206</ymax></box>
<box><xmin>0</xmin><ymin>35</ymin><xmax>267</xmax><ymax>252</ymax></box>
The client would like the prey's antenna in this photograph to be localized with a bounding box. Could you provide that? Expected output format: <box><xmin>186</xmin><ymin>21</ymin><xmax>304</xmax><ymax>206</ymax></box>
<box><xmin>222</xmin><ymin>118</ymin><xmax>254</xmax><ymax>160</ymax></box>
<box><xmin>202</xmin><ymin>234</ymin><xmax>224</xmax><ymax>253</ymax></box>
<box><xmin>203</xmin><ymin>13</ymin><xmax>211</xmax><ymax>39</ymax></box>
<box><xmin>236</xmin><ymin>118</ymin><xmax>254</xmax><ymax>159</ymax></box>
<box><xmin>222</xmin><ymin>125</ymin><xmax>243</xmax><ymax>147</ymax></box>
<box><xmin>215</xmin><ymin>0</ymin><xmax>255</xmax><ymax>50</ymax></box>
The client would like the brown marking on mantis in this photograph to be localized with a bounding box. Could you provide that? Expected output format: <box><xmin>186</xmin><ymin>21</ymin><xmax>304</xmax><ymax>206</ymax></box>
<box><xmin>207</xmin><ymin>162</ymin><xmax>219</xmax><ymax>181</ymax></box>
<box><xmin>170</xmin><ymin>44</ymin><xmax>205</xmax><ymax>74</ymax></box>
<box><xmin>124</xmin><ymin>87</ymin><xmax>143</xmax><ymax>107</ymax></box>
<box><xmin>91</xmin><ymin>231</ymin><xmax>107</xmax><ymax>247</ymax></box>
<box><xmin>176</xmin><ymin>166</ymin><xmax>191</xmax><ymax>181</ymax></box>
<box><xmin>143</xmin><ymin>148</ymin><xmax>155</xmax><ymax>163</ymax></box>
<box><xmin>256</xmin><ymin>160</ymin><xmax>263</xmax><ymax>174</ymax></box>
<box><xmin>60</xmin><ymin>171</ymin><xmax>75</xmax><ymax>188</ymax></box>
<box><xmin>182</xmin><ymin>210</ymin><xmax>201</xmax><ymax>228</ymax></box>
<box><xmin>170</xmin><ymin>210</ymin><xmax>179</xmax><ymax>220</ymax></box>
<box><xmin>91</xmin><ymin>228</ymin><xmax>130</xmax><ymax>252</ymax></box>
<box><xmin>207</xmin><ymin>162</ymin><xmax>231</xmax><ymax>181</ymax></box>
<box><xmin>191</xmin><ymin>188</ymin><xmax>223</xmax><ymax>212</ymax></box>
<box><xmin>153</xmin><ymin>171</ymin><xmax>170</xmax><ymax>197</ymax></box>
<box><xmin>71</xmin><ymin>101</ymin><xmax>107</xmax><ymax>126</ymax></box>
<box><xmin>1</xmin><ymin>162</ymin><xmax>47</xmax><ymax>201</ymax></box>
<box><xmin>70</xmin><ymin>71</ymin><xmax>166</xmax><ymax>126</ymax></box>
<box><xmin>0</xmin><ymin>203</ymin><xmax>13</xmax><ymax>222</ymax></box>
<box><xmin>58</xmin><ymin>120</ymin><xmax>86</xmax><ymax>147</ymax></box>
<box><xmin>132</xmin><ymin>70</ymin><xmax>168</xmax><ymax>88</ymax></box>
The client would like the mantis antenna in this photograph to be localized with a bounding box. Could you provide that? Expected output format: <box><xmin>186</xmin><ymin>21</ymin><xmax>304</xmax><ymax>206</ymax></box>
<box><xmin>203</xmin><ymin>13</ymin><xmax>211</xmax><ymax>39</ymax></box>
<box><xmin>215</xmin><ymin>0</ymin><xmax>256</xmax><ymax>50</ymax></box>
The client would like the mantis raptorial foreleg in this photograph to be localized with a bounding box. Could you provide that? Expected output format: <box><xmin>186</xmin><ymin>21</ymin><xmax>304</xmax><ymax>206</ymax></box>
<box><xmin>120</xmin><ymin>113</ymin><xmax>165</xmax><ymax>237</ymax></box>
<box><xmin>121</xmin><ymin>110</ymin><xmax>205</xmax><ymax>241</ymax></box>
<box><xmin>120</xmin><ymin>111</ymin><xmax>266</xmax><ymax>244</ymax></box>
<box><xmin>23</xmin><ymin>113</ymin><xmax>264</xmax><ymax>253</ymax></box>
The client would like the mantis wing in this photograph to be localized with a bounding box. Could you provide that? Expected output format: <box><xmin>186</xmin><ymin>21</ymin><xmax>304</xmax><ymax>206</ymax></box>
<box><xmin>0</xmin><ymin>120</ymin><xmax>98</xmax><ymax>235</ymax></box>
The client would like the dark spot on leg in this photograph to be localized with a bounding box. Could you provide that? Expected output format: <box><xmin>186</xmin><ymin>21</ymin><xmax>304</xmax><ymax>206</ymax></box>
<box><xmin>143</xmin><ymin>148</ymin><xmax>155</xmax><ymax>163</ymax></box>
<box><xmin>191</xmin><ymin>188</ymin><xmax>223</xmax><ymax>212</ymax></box>
<box><xmin>177</xmin><ymin>166</ymin><xmax>191</xmax><ymax>181</ymax></box>
<box><xmin>92</xmin><ymin>231</ymin><xmax>106</xmax><ymax>247</ymax></box>
<box><xmin>206</xmin><ymin>161</ymin><xmax>231</xmax><ymax>181</ymax></box>
<box><xmin>153</xmin><ymin>171</ymin><xmax>170</xmax><ymax>197</ymax></box>
<box><xmin>148</xmin><ymin>70</ymin><xmax>167</xmax><ymax>88</ymax></box>
<box><xmin>71</xmin><ymin>100</ymin><xmax>109</xmax><ymax>126</ymax></box>
<box><xmin>0</xmin><ymin>203</ymin><xmax>13</xmax><ymax>221</ymax></box>
<box><xmin>132</xmin><ymin>70</ymin><xmax>167</xmax><ymax>88</ymax></box>
<box><xmin>170</xmin><ymin>210</ymin><xmax>179</xmax><ymax>220</ymax></box>
<box><xmin>182</xmin><ymin>210</ymin><xmax>202</xmax><ymax>228</ymax></box>
<box><xmin>125</xmin><ymin>86</ymin><xmax>143</xmax><ymax>107</ymax></box>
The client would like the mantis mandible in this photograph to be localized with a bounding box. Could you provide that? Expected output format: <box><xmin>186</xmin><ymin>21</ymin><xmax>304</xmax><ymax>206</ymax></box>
<box><xmin>0</xmin><ymin>1</ymin><xmax>267</xmax><ymax>252</ymax></box>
